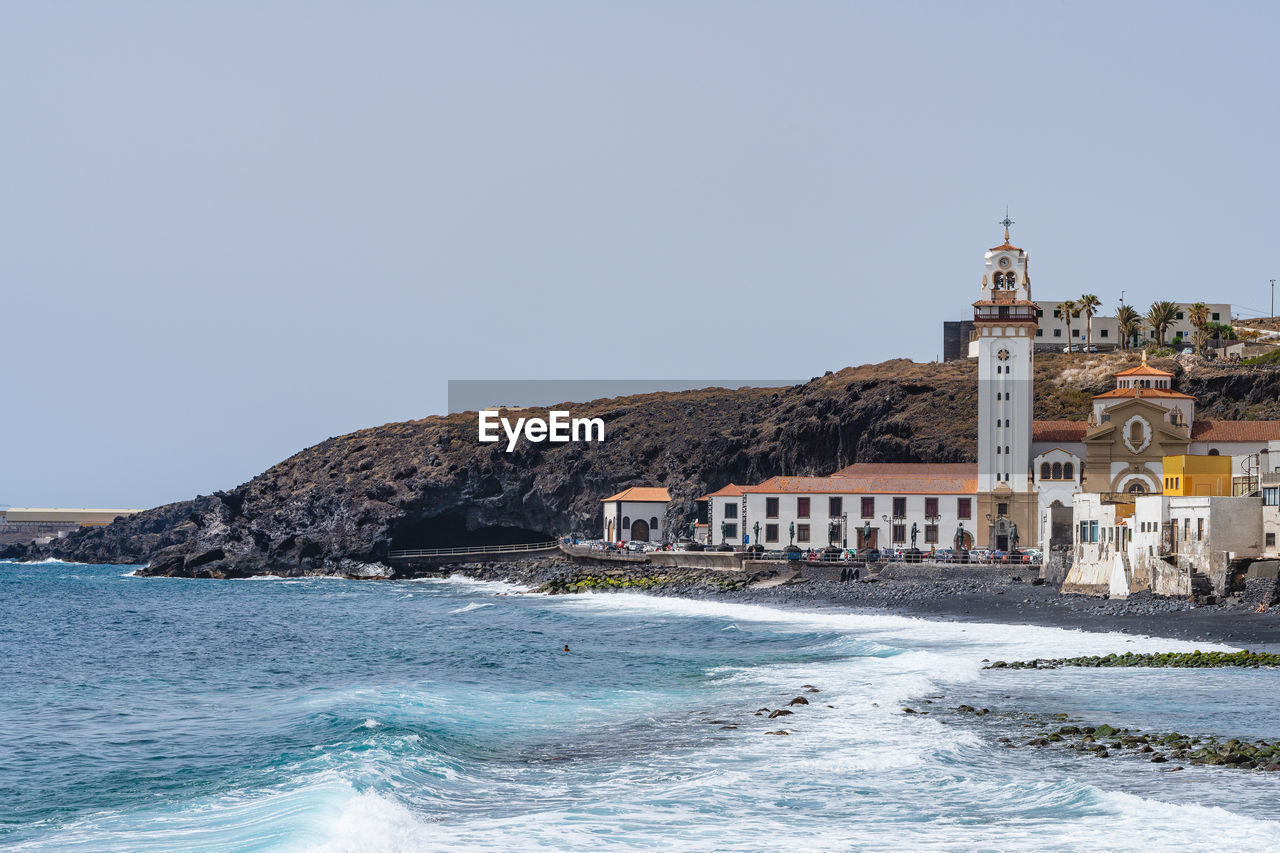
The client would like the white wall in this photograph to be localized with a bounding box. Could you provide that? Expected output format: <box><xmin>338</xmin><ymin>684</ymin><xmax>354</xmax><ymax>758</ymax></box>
<box><xmin>742</xmin><ymin>491</ymin><xmax>976</xmax><ymax>551</ymax></box>
<box><xmin>602</xmin><ymin>500</ymin><xmax>669</xmax><ymax>542</ymax></box>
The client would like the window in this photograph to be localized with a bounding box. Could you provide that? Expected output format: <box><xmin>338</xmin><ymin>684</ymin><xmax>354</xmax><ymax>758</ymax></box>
<box><xmin>892</xmin><ymin>523</ymin><xmax>906</xmax><ymax>543</ymax></box>
<box><xmin>1197</xmin><ymin>517</ymin><xmax>1204</xmax><ymax>541</ymax></box>
<box><xmin>957</xmin><ymin>498</ymin><xmax>972</xmax><ymax>519</ymax></box>
<box><xmin>1208</xmin><ymin>448</ymin><xmax>1220</xmax><ymax>456</ymax></box>
<box><xmin>650</xmin><ymin>517</ymin><xmax>659</xmax><ymax>531</ymax></box>
<box><xmin>1054</xmin><ymin>329</ymin><xmax>1062</xmax><ymax>337</ymax></box>
<box><xmin>1184</xmin><ymin>518</ymin><xmax>1191</xmax><ymax>540</ymax></box>
<box><xmin>1212</xmin><ymin>312</ymin><xmax>1220</xmax><ymax>321</ymax></box>
<box><xmin>1036</xmin><ymin>329</ymin><xmax>1043</xmax><ymax>337</ymax></box>
<box><xmin>1263</xmin><ymin>487</ymin><xmax>1279</xmax><ymax>507</ymax></box>
<box><xmin>1053</xmin><ymin>309</ymin><xmax>1061</xmax><ymax>318</ymax></box>
<box><xmin>1052</xmin><ymin>462</ymin><xmax>1062</xmax><ymax>479</ymax></box>
<box><xmin>1129</xmin><ymin>421</ymin><xmax>1143</xmax><ymax>445</ymax></box>
<box><xmin>861</xmin><ymin>497</ymin><xmax>875</xmax><ymax>518</ymax></box>
<box><xmin>1089</xmin><ymin>520</ymin><xmax>1099</xmax><ymax>542</ymax></box>
<box><xmin>766</xmin><ymin>498</ymin><xmax>779</xmax><ymax>518</ymax></box>
<box><xmin>997</xmin><ymin>502</ymin><xmax>1008</xmax><ymax>517</ymax></box>
<box><xmin>829</xmin><ymin>497</ymin><xmax>843</xmax><ymax>516</ymax></box>
<box><xmin>1072</xmin><ymin>329</ymin><xmax>1080</xmax><ymax>337</ymax></box>
<box><xmin>1128</xmin><ymin>482</ymin><xmax>1146</xmax><ymax>494</ymax></box>
<box><xmin>765</xmin><ymin>523</ymin><xmax>779</xmax><ymax>543</ymax></box>
<box><xmin>724</xmin><ymin>523</ymin><xmax>738</xmax><ymax>539</ymax></box>
<box><xmin>997</xmin><ymin>446</ymin><xmax>1002</xmax><ymax>455</ymax></box>
<box><xmin>925</xmin><ymin>524</ymin><xmax>939</xmax><ymax>544</ymax></box>
<box><xmin>797</xmin><ymin>497</ymin><xmax>810</xmax><ymax>518</ymax></box>
<box><xmin>797</xmin><ymin>524</ymin><xmax>810</xmax><ymax>543</ymax></box>
<box><xmin>1176</xmin><ymin>312</ymin><xmax>1184</xmax><ymax>320</ymax></box>
<box><xmin>724</xmin><ymin>503</ymin><xmax>738</xmax><ymax>519</ymax></box>
<box><xmin>1036</xmin><ymin>308</ymin><xmax>1044</xmax><ymax>317</ymax></box>
<box><xmin>1267</xmin><ymin>532</ymin><xmax>1276</xmax><ymax>548</ymax></box>
<box><xmin>1063</xmin><ymin>462</ymin><xmax>1074</xmax><ymax>480</ymax></box>
<box><xmin>1100</xmin><ymin>329</ymin><xmax>1109</xmax><ymax>338</ymax></box>
<box><xmin>622</xmin><ymin>516</ymin><xmax>630</xmax><ymax>530</ymax></box>
<box><xmin>892</xmin><ymin>497</ymin><xmax>907</xmax><ymax>518</ymax></box>
<box><xmin>924</xmin><ymin>497</ymin><xmax>939</xmax><ymax>517</ymax></box>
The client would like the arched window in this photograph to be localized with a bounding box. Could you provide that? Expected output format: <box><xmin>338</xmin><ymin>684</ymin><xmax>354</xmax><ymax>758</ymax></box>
<box><xmin>1129</xmin><ymin>421</ymin><xmax>1143</xmax><ymax>445</ymax></box>
<box><xmin>1052</xmin><ymin>462</ymin><xmax>1062</xmax><ymax>480</ymax></box>
<box><xmin>650</xmin><ymin>516</ymin><xmax>659</xmax><ymax>531</ymax></box>
<box><xmin>1040</xmin><ymin>462</ymin><xmax>1051</xmax><ymax>480</ymax></box>
<box><xmin>1128</xmin><ymin>482</ymin><xmax>1147</xmax><ymax>494</ymax></box>
<box><xmin>997</xmin><ymin>446</ymin><xmax>1002</xmax><ymax>454</ymax></box>
<box><xmin>1063</xmin><ymin>462</ymin><xmax>1075</xmax><ymax>480</ymax></box>
<box><xmin>622</xmin><ymin>516</ymin><xmax>630</xmax><ymax>529</ymax></box>
<box><xmin>1208</xmin><ymin>448</ymin><xmax>1220</xmax><ymax>456</ymax></box>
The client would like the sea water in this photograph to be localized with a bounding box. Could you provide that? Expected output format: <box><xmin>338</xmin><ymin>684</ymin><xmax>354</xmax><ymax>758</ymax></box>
<box><xmin>1</xmin><ymin>561</ymin><xmax>1278</xmax><ymax>852</ymax></box>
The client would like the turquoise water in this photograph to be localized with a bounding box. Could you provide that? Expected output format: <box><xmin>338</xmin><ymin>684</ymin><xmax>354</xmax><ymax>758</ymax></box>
<box><xmin>2</xmin><ymin>561</ymin><xmax>1278</xmax><ymax>851</ymax></box>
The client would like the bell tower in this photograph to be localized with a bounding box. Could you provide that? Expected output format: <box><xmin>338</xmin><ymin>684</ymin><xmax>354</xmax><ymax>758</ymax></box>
<box><xmin>973</xmin><ymin>212</ymin><xmax>1038</xmax><ymax>549</ymax></box>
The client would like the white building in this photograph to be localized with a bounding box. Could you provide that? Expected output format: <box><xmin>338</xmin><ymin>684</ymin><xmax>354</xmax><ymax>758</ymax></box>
<box><xmin>697</xmin><ymin>484</ymin><xmax>745</xmax><ymax>547</ymax></box>
<box><xmin>601</xmin><ymin>487</ymin><xmax>671</xmax><ymax>543</ymax></box>
<box><xmin>739</xmin><ymin>464</ymin><xmax>979</xmax><ymax>552</ymax></box>
<box><xmin>1032</xmin><ymin>301</ymin><xmax>1231</xmax><ymax>351</ymax></box>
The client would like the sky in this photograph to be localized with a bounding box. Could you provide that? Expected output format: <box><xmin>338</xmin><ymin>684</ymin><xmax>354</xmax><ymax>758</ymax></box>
<box><xmin>3</xmin><ymin>1</ymin><xmax>1278</xmax><ymax>508</ymax></box>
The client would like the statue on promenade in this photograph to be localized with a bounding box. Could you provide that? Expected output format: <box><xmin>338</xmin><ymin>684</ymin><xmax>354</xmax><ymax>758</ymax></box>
<box><xmin>910</xmin><ymin>522</ymin><xmax>919</xmax><ymax>550</ymax></box>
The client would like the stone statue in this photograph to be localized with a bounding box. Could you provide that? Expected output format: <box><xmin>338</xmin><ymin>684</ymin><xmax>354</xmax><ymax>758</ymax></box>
<box><xmin>1010</xmin><ymin>522</ymin><xmax>1019</xmax><ymax>551</ymax></box>
<box><xmin>955</xmin><ymin>522</ymin><xmax>965</xmax><ymax>551</ymax></box>
<box><xmin>720</xmin><ymin>521</ymin><xmax>728</xmax><ymax>544</ymax></box>
<box><xmin>862</xmin><ymin>521</ymin><xmax>872</xmax><ymax>546</ymax></box>
<box><xmin>910</xmin><ymin>522</ymin><xmax>919</xmax><ymax>550</ymax></box>
<box><xmin>788</xmin><ymin>521</ymin><xmax>795</xmax><ymax>546</ymax></box>
<box><xmin>753</xmin><ymin>521</ymin><xmax>761</xmax><ymax>545</ymax></box>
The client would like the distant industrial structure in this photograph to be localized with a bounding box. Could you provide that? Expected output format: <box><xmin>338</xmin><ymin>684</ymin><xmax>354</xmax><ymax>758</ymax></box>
<box><xmin>0</xmin><ymin>507</ymin><xmax>144</xmax><ymax>546</ymax></box>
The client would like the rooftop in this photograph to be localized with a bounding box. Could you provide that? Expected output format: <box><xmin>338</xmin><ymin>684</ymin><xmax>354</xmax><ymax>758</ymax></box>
<box><xmin>600</xmin><ymin>487</ymin><xmax>671</xmax><ymax>503</ymax></box>
<box><xmin>696</xmin><ymin>484</ymin><xmax>745</xmax><ymax>501</ymax></box>
<box><xmin>744</xmin><ymin>469</ymin><xmax>977</xmax><ymax>496</ymax></box>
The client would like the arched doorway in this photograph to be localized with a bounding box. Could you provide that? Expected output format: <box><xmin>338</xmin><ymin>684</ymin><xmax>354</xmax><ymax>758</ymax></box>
<box><xmin>630</xmin><ymin>519</ymin><xmax>650</xmax><ymax>542</ymax></box>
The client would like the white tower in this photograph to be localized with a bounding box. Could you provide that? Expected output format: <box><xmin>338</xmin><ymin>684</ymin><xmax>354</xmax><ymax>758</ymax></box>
<box><xmin>973</xmin><ymin>213</ymin><xmax>1037</xmax><ymax>548</ymax></box>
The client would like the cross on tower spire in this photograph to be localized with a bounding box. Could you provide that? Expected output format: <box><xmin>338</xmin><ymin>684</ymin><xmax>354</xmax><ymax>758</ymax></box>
<box><xmin>998</xmin><ymin>207</ymin><xmax>1015</xmax><ymax>243</ymax></box>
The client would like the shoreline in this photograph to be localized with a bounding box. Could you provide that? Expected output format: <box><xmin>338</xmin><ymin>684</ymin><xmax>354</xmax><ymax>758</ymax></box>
<box><xmin>450</xmin><ymin>558</ymin><xmax>1280</xmax><ymax>651</ymax></box>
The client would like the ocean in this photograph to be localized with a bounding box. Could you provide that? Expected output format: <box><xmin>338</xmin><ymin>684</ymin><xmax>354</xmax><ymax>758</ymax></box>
<box><xmin>1</xmin><ymin>560</ymin><xmax>1278</xmax><ymax>851</ymax></box>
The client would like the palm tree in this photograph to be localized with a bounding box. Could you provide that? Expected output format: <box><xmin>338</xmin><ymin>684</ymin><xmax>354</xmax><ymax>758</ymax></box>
<box><xmin>1057</xmin><ymin>299</ymin><xmax>1077</xmax><ymax>352</ymax></box>
<box><xmin>1145</xmin><ymin>300</ymin><xmax>1180</xmax><ymax>347</ymax></box>
<box><xmin>1188</xmin><ymin>302</ymin><xmax>1211</xmax><ymax>355</ymax></box>
<box><xmin>1078</xmin><ymin>293</ymin><xmax>1101</xmax><ymax>353</ymax></box>
<box><xmin>1116</xmin><ymin>304</ymin><xmax>1142</xmax><ymax>351</ymax></box>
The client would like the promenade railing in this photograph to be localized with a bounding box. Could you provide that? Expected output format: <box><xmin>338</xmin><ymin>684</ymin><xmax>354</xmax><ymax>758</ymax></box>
<box><xmin>387</xmin><ymin>541</ymin><xmax>560</xmax><ymax>559</ymax></box>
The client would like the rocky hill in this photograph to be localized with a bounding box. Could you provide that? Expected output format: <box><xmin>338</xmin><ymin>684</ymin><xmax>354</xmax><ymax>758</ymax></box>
<box><xmin>7</xmin><ymin>354</ymin><xmax>1280</xmax><ymax>577</ymax></box>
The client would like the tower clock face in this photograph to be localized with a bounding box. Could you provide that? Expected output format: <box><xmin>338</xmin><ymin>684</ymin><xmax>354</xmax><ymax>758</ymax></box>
<box><xmin>998</xmin><ymin>257</ymin><xmax>1011</xmax><ymax>268</ymax></box>
<box><xmin>997</xmin><ymin>348</ymin><xmax>1010</xmax><ymax>361</ymax></box>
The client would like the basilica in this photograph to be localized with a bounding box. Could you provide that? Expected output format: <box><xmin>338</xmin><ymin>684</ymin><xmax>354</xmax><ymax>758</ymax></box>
<box><xmin>690</xmin><ymin>224</ymin><xmax>1280</xmax><ymax>555</ymax></box>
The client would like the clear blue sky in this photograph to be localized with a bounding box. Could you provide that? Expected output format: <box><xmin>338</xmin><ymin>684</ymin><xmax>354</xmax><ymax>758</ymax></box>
<box><xmin>3</xmin><ymin>1</ymin><xmax>1277</xmax><ymax>508</ymax></box>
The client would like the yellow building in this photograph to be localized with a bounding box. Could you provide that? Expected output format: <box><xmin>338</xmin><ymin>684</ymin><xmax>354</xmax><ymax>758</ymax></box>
<box><xmin>1162</xmin><ymin>455</ymin><xmax>1232</xmax><ymax>497</ymax></box>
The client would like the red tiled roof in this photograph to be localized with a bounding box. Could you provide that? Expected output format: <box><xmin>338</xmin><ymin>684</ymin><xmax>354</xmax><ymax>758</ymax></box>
<box><xmin>1114</xmin><ymin>364</ymin><xmax>1174</xmax><ymax>377</ymax></box>
<box><xmin>1034</xmin><ymin>420</ymin><xmax>1088</xmax><ymax>442</ymax></box>
<box><xmin>1190</xmin><ymin>420</ymin><xmax>1280</xmax><ymax>442</ymax></box>
<box><xmin>743</xmin><ymin>472</ymin><xmax>976</xmax><ymax>496</ymax></box>
<box><xmin>601</xmin><ymin>487</ymin><xmax>671</xmax><ymax>503</ymax></box>
<box><xmin>1094</xmin><ymin>388</ymin><xmax>1196</xmax><ymax>400</ymax></box>
<box><xmin>696</xmin><ymin>484</ymin><xmax>745</xmax><ymax>501</ymax></box>
<box><xmin>831</xmin><ymin>462</ymin><xmax>977</xmax><ymax>479</ymax></box>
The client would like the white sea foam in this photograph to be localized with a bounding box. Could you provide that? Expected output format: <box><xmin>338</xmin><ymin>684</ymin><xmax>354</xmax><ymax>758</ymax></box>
<box><xmin>449</xmin><ymin>602</ymin><xmax>495</xmax><ymax>614</ymax></box>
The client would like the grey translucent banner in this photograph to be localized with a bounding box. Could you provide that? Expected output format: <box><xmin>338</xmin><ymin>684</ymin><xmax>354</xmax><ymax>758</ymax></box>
<box><xmin>448</xmin><ymin>379</ymin><xmax>802</xmax><ymax>414</ymax></box>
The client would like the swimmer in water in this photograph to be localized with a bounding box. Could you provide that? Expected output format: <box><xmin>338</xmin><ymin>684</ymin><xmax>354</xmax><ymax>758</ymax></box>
<box><xmin>563</xmin><ymin>645</ymin><xmax>570</xmax><ymax>653</ymax></box>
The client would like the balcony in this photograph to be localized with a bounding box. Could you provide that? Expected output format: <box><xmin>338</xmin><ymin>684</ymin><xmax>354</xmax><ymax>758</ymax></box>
<box><xmin>974</xmin><ymin>306</ymin><xmax>1039</xmax><ymax>323</ymax></box>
